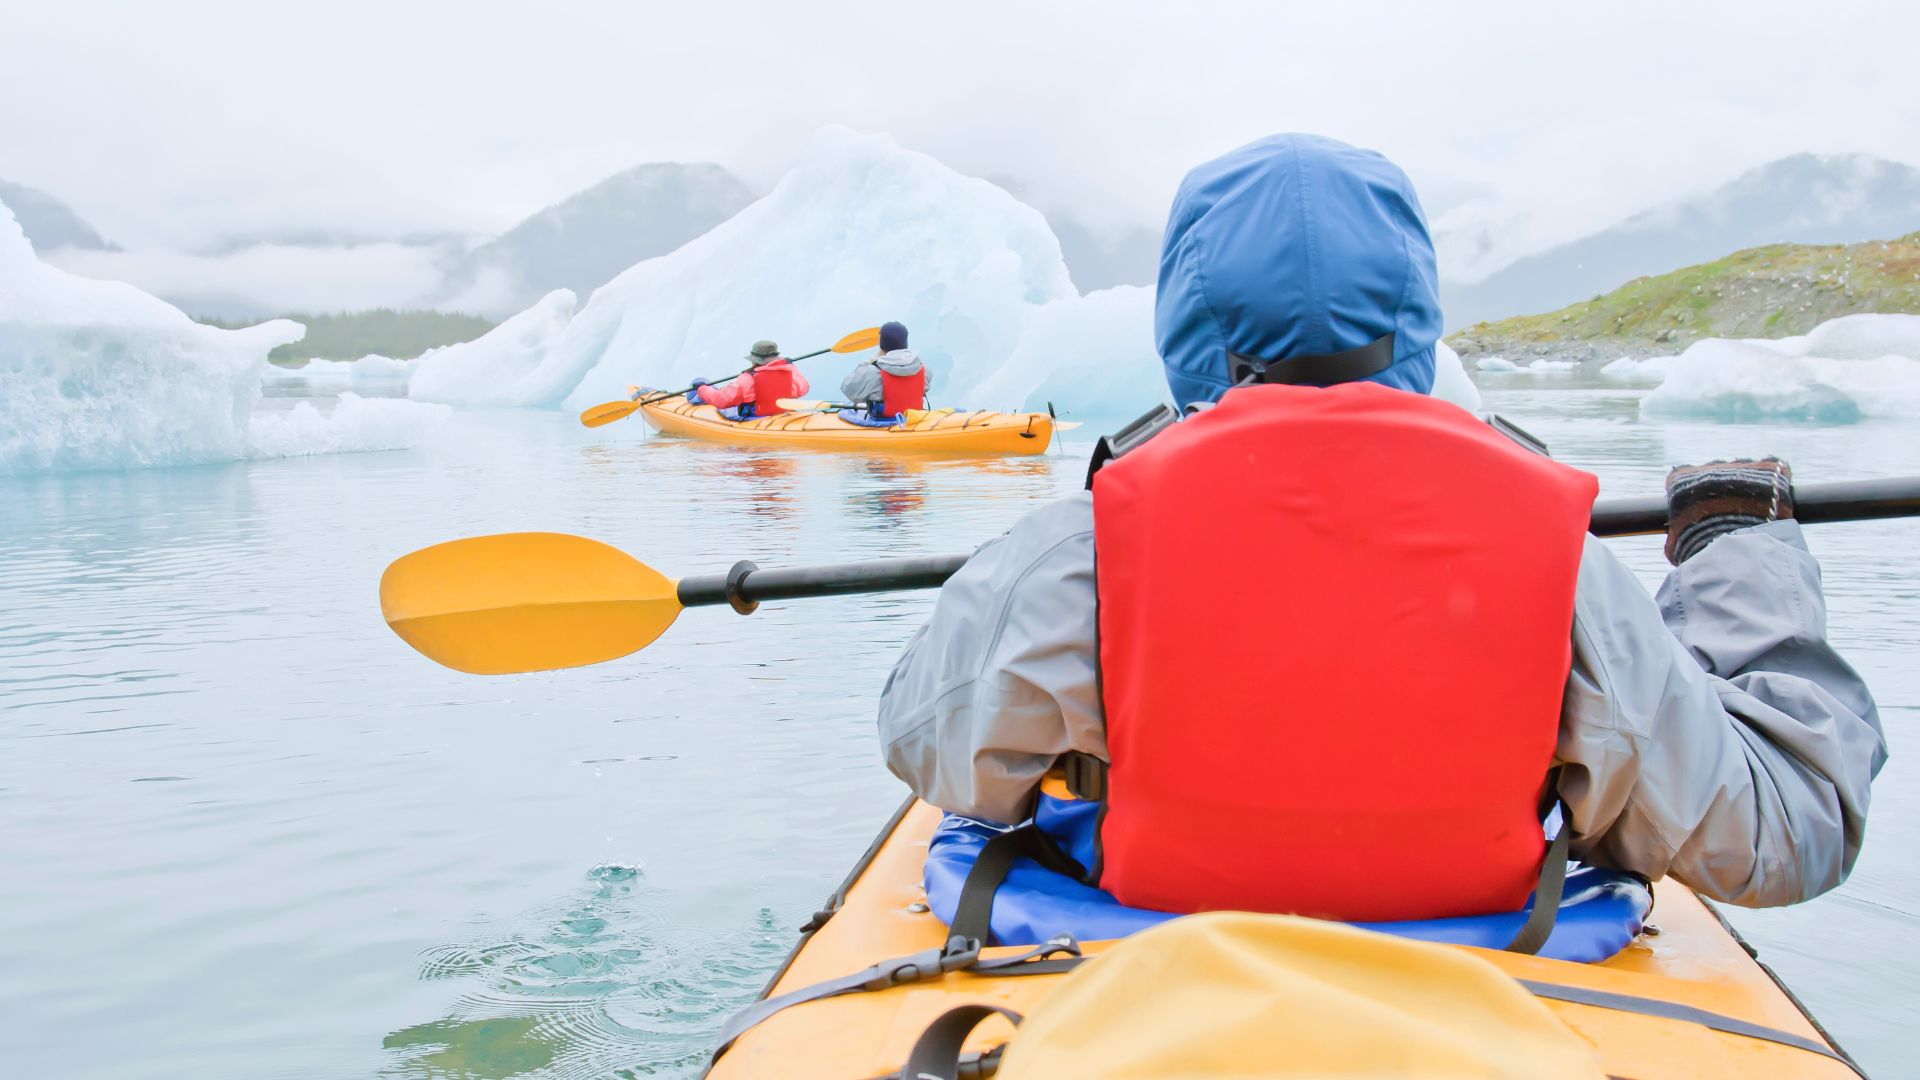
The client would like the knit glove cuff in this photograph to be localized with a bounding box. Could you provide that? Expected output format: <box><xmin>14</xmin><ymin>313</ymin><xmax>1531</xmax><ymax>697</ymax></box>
<box><xmin>1664</xmin><ymin>457</ymin><xmax>1794</xmax><ymax>564</ymax></box>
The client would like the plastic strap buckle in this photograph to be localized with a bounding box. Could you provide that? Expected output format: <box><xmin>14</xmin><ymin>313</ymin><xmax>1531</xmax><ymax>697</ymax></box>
<box><xmin>861</xmin><ymin>936</ymin><xmax>982</xmax><ymax>991</ymax></box>
<box><xmin>1061</xmin><ymin>752</ymin><xmax>1107</xmax><ymax>801</ymax></box>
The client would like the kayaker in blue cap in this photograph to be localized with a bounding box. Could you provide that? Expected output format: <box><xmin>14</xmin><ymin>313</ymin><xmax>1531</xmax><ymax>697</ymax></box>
<box><xmin>841</xmin><ymin>321</ymin><xmax>929</xmax><ymax>419</ymax></box>
<box><xmin>876</xmin><ymin>134</ymin><xmax>1885</xmax><ymax>923</ymax></box>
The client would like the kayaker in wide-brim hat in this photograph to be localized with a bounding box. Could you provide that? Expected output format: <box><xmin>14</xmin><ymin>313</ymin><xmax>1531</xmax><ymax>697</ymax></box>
<box><xmin>688</xmin><ymin>340</ymin><xmax>811</xmax><ymax>420</ymax></box>
<box><xmin>875</xmin><ymin>133</ymin><xmax>1883</xmax><ymax>930</ymax></box>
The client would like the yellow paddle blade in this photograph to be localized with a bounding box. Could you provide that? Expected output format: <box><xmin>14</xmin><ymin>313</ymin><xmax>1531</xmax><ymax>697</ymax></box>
<box><xmin>579</xmin><ymin>400</ymin><xmax>642</xmax><ymax>428</ymax></box>
<box><xmin>380</xmin><ymin>532</ymin><xmax>682</xmax><ymax>675</ymax></box>
<box><xmin>1056</xmin><ymin>420</ymin><xmax>1084</xmax><ymax>431</ymax></box>
<box><xmin>832</xmin><ymin>326</ymin><xmax>883</xmax><ymax>353</ymax></box>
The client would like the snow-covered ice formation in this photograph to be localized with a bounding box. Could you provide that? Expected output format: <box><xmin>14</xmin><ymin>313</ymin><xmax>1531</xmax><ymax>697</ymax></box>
<box><xmin>0</xmin><ymin>205</ymin><xmax>446</xmax><ymax>475</ymax></box>
<box><xmin>426</xmin><ymin>129</ymin><xmax>1076</xmax><ymax>413</ymax></box>
<box><xmin>408</xmin><ymin>289</ymin><xmax>577</xmax><ymax>406</ymax></box>
<box><xmin>1636</xmin><ymin>314</ymin><xmax>1920</xmax><ymax>421</ymax></box>
<box><xmin>1476</xmin><ymin>356</ymin><xmax>1519</xmax><ymax>372</ymax></box>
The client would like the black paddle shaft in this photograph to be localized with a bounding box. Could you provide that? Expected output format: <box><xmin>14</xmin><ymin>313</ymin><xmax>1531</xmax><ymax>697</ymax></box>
<box><xmin>674</xmin><ymin>476</ymin><xmax>1920</xmax><ymax>612</ymax></box>
<box><xmin>636</xmin><ymin>347</ymin><xmax>837</xmax><ymax>407</ymax></box>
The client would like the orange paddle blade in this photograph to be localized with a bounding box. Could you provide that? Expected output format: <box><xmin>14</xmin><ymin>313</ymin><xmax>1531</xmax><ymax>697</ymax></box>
<box><xmin>579</xmin><ymin>400</ymin><xmax>643</xmax><ymax>428</ymax></box>
<box><xmin>380</xmin><ymin>532</ymin><xmax>683</xmax><ymax>674</ymax></box>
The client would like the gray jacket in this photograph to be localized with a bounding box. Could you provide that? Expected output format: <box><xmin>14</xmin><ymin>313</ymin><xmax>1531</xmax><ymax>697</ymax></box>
<box><xmin>842</xmin><ymin>349</ymin><xmax>928</xmax><ymax>405</ymax></box>
<box><xmin>877</xmin><ymin>494</ymin><xmax>1886</xmax><ymax>908</ymax></box>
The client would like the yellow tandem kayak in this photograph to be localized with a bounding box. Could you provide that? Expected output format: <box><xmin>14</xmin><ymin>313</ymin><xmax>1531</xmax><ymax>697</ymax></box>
<box><xmin>632</xmin><ymin>392</ymin><xmax>1055</xmax><ymax>455</ymax></box>
<box><xmin>706</xmin><ymin>800</ymin><xmax>1859</xmax><ymax>1079</ymax></box>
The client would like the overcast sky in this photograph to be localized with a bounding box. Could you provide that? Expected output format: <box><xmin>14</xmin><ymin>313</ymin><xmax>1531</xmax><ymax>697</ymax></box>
<box><xmin>5</xmin><ymin>0</ymin><xmax>1917</xmax><ymax>255</ymax></box>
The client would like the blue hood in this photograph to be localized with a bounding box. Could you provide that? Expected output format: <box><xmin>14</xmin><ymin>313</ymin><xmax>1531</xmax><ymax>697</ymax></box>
<box><xmin>1155</xmin><ymin>134</ymin><xmax>1442</xmax><ymax>410</ymax></box>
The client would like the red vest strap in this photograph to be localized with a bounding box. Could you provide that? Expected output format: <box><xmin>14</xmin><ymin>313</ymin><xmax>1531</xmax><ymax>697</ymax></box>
<box><xmin>1090</xmin><ymin>383</ymin><xmax>1597</xmax><ymax>922</ymax></box>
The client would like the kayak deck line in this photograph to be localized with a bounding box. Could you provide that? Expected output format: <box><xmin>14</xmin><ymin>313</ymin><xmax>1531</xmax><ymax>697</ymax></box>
<box><xmin>632</xmin><ymin>392</ymin><xmax>1056</xmax><ymax>455</ymax></box>
<box><xmin>703</xmin><ymin>800</ymin><xmax>1858</xmax><ymax>1080</ymax></box>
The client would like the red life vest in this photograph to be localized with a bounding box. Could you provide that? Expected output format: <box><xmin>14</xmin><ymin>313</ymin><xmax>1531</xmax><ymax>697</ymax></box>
<box><xmin>1089</xmin><ymin>383</ymin><xmax>1597</xmax><ymax>923</ymax></box>
<box><xmin>880</xmin><ymin>367</ymin><xmax>927</xmax><ymax>417</ymax></box>
<box><xmin>749</xmin><ymin>361</ymin><xmax>798</xmax><ymax>415</ymax></box>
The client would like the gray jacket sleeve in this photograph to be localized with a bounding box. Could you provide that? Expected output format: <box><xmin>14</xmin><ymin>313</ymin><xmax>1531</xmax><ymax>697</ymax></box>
<box><xmin>841</xmin><ymin>363</ymin><xmax>882</xmax><ymax>404</ymax></box>
<box><xmin>877</xmin><ymin>493</ymin><xmax>1105</xmax><ymax>825</ymax></box>
<box><xmin>1558</xmin><ymin>521</ymin><xmax>1886</xmax><ymax>907</ymax></box>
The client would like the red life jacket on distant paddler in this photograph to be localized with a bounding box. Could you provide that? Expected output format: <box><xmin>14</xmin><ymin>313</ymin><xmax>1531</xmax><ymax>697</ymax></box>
<box><xmin>748</xmin><ymin>361</ymin><xmax>800</xmax><ymax>415</ymax></box>
<box><xmin>880</xmin><ymin>367</ymin><xmax>927</xmax><ymax>417</ymax></box>
<box><xmin>1088</xmin><ymin>382</ymin><xmax>1598</xmax><ymax>923</ymax></box>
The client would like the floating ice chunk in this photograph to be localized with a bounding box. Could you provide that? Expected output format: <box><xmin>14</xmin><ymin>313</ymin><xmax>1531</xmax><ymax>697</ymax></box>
<box><xmin>246</xmin><ymin>392</ymin><xmax>450</xmax><ymax>458</ymax></box>
<box><xmin>1431</xmin><ymin>341</ymin><xmax>1482</xmax><ymax>412</ymax></box>
<box><xmin>264</xmin><ymin>353</ymin><xmax>417</xmax><ymax>389</ymax></box>
<box><xmin>1799</xmin><ymin>313</ymin><xmax>1920</xmax><ymax>361</ymax></box>
<box><xmin>1642</xmin><ymin>335</ymin><xmax>1920</xmax><ymax>421</ymax></box>
<box><xmin>1475</xmin><ymin>356</ymin><xmax>1518</xmax><ymax>372</ymax></box>
<box><xmin>965</xmin><ymin>286</ymin><xmax>1164</xmax><ymax>421</ymax></box>
<box><xmin>407</xmin><ymin>289</ymin><xmax>576</xmax><ymax>406</ymax></box>
<box><xmin>1526</xmin><ymin>359</ymin><xmax>1577</xmax><ymax>373</ymax></box>
<box><xmin>0</xmin><ymin>205</ymin><xmax>309</xmax><ymax>475</ymax></box>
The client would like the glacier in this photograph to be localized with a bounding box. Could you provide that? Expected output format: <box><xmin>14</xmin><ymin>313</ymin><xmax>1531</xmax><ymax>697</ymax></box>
<box><xmin>0</xmin><ymin>205</ymin><xmax>446</xmax><ymax>475</ymax></box>
<box><xmin>1637</xmin><ymin>314</ymin><xmax>1920</xmax><ymax>421</ymax></box>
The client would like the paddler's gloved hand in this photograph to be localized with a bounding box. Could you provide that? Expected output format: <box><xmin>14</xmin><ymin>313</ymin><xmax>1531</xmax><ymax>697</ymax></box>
<box><xmin>686</xmin><ymin>377</ymin><xmax>709</xmax><ymax>403</ymax></box>
<box><xmin>1664</xmin><ymin>457</ymin><xmax>1794</xmax><ymax>565</ymax></box>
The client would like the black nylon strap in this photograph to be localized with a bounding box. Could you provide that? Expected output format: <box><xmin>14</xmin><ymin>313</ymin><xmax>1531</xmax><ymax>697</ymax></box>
<box><xmin>1228</xmin><ymin>332</ymin><xmax>1397</xmax><ymax>387</ymax></box>
<box><xmin>709</xmin><ymin>934</ymin><xmax>983</xmax><ymax>1059</ymax></box>
<box><xmin>951</xmin><ymin>825</ymin><xmax>1088</xmax><ymax>944</ymax></box>
<box><xmin>900</xmin><ymin>1004</ymin><xmax>1023</xmax><ymax>1080</ymax></box>
<box><xmin>1504</xmin><ymin>803</ymin><xmax>1572</xmax><ymax>955</ymax></box>
<box><xmin>710</xmin><ymin>827</ymin><xmax>1084</xmax><ymax>1065</ymax></box>
<box><xmin>1519</xmin><ymin>979</ymin><xmax>1859</xmax><ymax>1073</ymax></box>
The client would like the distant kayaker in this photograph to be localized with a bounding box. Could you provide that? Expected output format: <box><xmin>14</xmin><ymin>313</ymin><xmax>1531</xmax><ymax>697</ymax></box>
<box><xmin>841</xmin><ymin>321</ymin><xmax>929</xmax><ymax>419</ymax></box>
<box><xmin>877</xmin><ymin>134</ymin><xmax>1885</xmax><ymax>924</ymax></box>
<box><xmin>689</xmin><ymin>340</ymin><xmax>810</xmax><ymax>419</ymax></box>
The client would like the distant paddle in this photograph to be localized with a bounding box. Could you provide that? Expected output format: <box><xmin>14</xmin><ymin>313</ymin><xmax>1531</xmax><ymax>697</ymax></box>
<box><xmin>381</xmin><ymin>475</ymin><xmax>1920</xmax><ymax>674</ymax></box>
<box><xmin>577</xmin><ymin>327</ymin><xmax>882</xmax><ymax>429</ymax></box>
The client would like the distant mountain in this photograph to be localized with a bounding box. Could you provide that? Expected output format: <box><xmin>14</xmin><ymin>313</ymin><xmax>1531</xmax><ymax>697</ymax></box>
<box><xmin>0</xmin><ymin>180</ymin><xmax>115</xmax><ymax>251</ymax></box>
<box><xmin>1445</xmin><ymin>153</ymin><xmax>1920</xmax><ymax>329</ymax></box>
<box><xmin>1448</xmin><ymin>232</ymin><xmax>1920</xmax><ymax>364</ymax></box>
<box><xmin>446</xmin><ymin>162</ymin><xmax>756</xmax><ymax>313</ymax></box>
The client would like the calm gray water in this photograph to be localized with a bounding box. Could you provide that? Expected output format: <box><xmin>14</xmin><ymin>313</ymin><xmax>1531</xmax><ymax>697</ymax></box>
<box><xmin>2</xmin><ymin>381</ymin><xmax>1914</xmax><ymax>1079</ymax></box>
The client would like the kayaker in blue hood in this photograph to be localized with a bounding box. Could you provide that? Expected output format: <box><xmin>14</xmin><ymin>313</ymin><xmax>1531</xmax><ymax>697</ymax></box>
<box><xmin>1156</xmin><ymin>133</ymin><xmax>1441</xmax><ymax>410</ymax></box>
<box><xmin>874</xmin><ymin>133</ymin><xmax>1884</xmax><ymax>926</ymax></box>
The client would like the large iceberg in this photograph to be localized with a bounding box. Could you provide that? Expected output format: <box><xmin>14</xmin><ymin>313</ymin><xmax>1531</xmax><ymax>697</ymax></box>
<box><xmin>1639</xmin><ymin>314</ymin><xmax>1920</xmax><ymax>421</ymax></box>
<box><xmin>0</xmin><ymin>205</ymin><xmax>446</xmax><ymax>475</ymax></box>
<box><xmin>442</xmin><ymin>128</ymin><xmax>1078</xmax><ymax>412</ymax></box>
